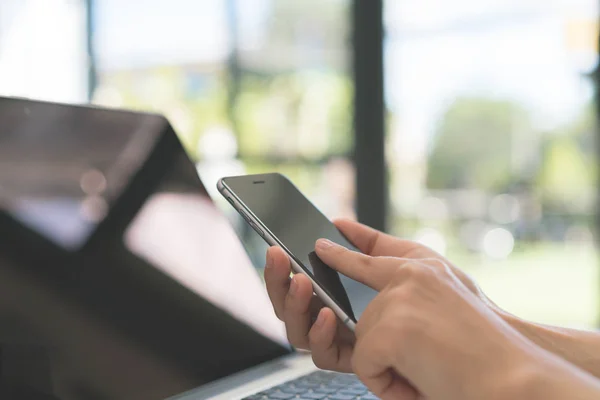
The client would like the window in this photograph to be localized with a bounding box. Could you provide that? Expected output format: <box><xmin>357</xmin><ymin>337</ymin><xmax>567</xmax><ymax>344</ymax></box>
<box><xmin>4</xmin><ymin>0</ymin><xmax>598</xmax><ymax>328</ymax></box>
<box><xmin>385</xmin><ymin>0</ymin><xmax>599</xmax><ymax>327</ymax></box>
<box><xmin>0</xmin><ymin>0</ymin><xmax>88</xmax><ymax>102</ymax></box>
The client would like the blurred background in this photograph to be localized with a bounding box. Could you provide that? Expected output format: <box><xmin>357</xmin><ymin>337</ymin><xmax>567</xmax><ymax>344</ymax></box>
<box><xmin>0</xmin><ymin>0</ymin><xmax>598</xmax><ymax>328</ymax></box>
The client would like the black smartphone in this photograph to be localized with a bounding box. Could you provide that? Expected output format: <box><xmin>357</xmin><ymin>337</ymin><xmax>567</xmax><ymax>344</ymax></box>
<box><xmin>218</xmin><ymin>173</ymin><xmax>377</xmax><ymax>331</ymax></box>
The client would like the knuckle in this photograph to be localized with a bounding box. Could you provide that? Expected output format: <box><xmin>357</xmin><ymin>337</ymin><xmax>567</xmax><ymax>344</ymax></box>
<box><xmin>286</xmin><ymin>330</ymin><xmax>308</xmax><ymax>349</ymax></box>
<box><xmin>286</xmin><ymin>335</ymin><xmax>301</xmax><ymax>348</ymax></box>
<box><xmin>391</xmin><ymin>261</ymin><xmax>420</xmax><ymax>285</ymax></box>
<box><xmin>420</xmin><ymin>257</ymin><xmax>445</xmax><ymax>270</ymax></box>
<box><xmin>412</xmin><ymin>264</ymin><xmax>434</xmax><ymax>282</ymax></box>
<box><xmin>428</xmin><ymin>258</ymin><xmax>453</xmax><ymax>278</ymax></box>
<box><xmin>431</xmin><ymin>258</ymin><xmax>448</xmax><ymax>270</ymax></box>
<box><xmin>285</xmin><ymin>292</ymin><xmax>309</xmax><ymax>314</ymax></box>
<box><xmin>404</xmin><ymin>261</ymin><xmax>422</xmax><ymax>277</ymax></box>
<box><xmin>400</xmin><ymin>261</ymin><xmax>436</xmax><ymax>284</ymax></box>
<box><xmin>311</xmin><ymin>353</ymin><xmax>333</xmax><ymax>370</ymax></box>
<box><xmin>312</xmin><ymin>356</ymin><xmax>325</xmax><ymax>369</ymax></box>
<box><xmin>359</xmin><ymin>253</ymin><xmax>374</xmax><ymax>267</ymax></box>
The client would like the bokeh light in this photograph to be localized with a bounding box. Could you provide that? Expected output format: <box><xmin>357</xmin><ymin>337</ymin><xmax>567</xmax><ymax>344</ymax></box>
<box><xmin>415</xmin><ymin>228</ymin><xmax>447</xmax><ymax>255</ymax></box>
<box><xmin>482</xmin><ymin>227</ymin><xmax>515</xmax><ymax>260</ymax></box>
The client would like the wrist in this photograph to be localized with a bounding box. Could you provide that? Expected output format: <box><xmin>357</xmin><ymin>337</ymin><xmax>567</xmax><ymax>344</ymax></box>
<box><xmin>473</xmin><ymin>313</ymin><xmax>551</xmax><ymax>399</ymax></box>
<box><xmin>497</xmin><ymin>354</ymin><xmax>600</xmax><ymax>400</ymax></box>
<box><xmin>494</xmin><ymin>358</ymin><xmax>549</xmax><ymax>400</ymax></box>
<box><xmin>496</xmin><ymin>309</ymin><xmax>553</xmax><ymax>353</ymax></box>
<box><xmin>482</xmin><ymin>317</ymin><xmax>600</xmax><ymax>400</ymax></box>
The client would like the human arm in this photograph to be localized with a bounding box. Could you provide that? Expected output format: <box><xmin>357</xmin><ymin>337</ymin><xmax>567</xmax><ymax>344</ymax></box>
<box><xmin>264</xmin><ymin>218</ymin><xmax>600</xmax><ymax>383</ymax></box>
<box><xmin>316</xmin><ymin>239</ymin><xmax>600</xmax><ymax>400</ymax></box>
<box><xmin>502</xmin><ymin>313</ymin><xmax>600</xmax><ymax>379</ymax></box>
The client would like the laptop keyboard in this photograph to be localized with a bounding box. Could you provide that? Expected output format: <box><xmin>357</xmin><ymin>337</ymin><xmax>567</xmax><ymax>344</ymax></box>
<box><xmin>242</xmin><ymin>370</ymin><xmax>379</xmax><ymax>400</ymax></box>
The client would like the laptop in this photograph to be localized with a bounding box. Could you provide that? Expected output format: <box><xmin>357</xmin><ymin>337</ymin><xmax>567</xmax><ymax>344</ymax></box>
<box><xmin>0</xmin><ymin>96</ymin><xmax>378</xmax><ymax>400</ymax></box>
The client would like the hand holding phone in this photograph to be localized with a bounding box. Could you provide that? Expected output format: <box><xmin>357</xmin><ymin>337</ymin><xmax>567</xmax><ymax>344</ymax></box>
<box><xmin>218</xmin><ymin>173</ymin><xmax>377</xmax><ymax>331</ymax></box>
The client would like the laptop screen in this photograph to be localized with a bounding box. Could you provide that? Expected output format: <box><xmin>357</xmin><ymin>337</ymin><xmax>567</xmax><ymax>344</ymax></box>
<box><xmin>0</xmin><ymin>98</ymin><xmax>165</xmax><ymax>250</ymax></box>
<box><xmin>0</xmin><ymin>97</ymin><xmax>289</xmax><ymax>400</ymax></box>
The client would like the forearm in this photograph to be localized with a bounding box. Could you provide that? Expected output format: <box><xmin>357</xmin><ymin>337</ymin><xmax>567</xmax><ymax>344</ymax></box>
<box><xmin>502</xmin><ymin>312</ymin><xmax>600</xmax><ymax>378</ymax></box>
<box><xmin>511</xmin><ymin>359</ymin><xmax>600</xmax><ymax>400</ymax></box>
<box><xmin>490</xmin><ymin>333</ymin><xmax>600</xmax><ymax>400</ymax></box>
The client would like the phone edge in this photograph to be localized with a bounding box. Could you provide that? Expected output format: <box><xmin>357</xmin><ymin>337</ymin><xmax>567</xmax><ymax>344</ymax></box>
<box><xmin>216</xmin><ymin>178</ymin><xmax>357</xmax><ymax>332</ymax></box>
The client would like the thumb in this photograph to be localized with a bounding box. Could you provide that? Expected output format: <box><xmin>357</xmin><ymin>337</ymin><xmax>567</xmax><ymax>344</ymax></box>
<box><xmin>315</xmin><ymin>239</ymin><xmax>399</xmax><ymax>291</ymax></box>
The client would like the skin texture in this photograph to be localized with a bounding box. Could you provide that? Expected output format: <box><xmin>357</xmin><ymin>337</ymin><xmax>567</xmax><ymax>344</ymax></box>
<box><xmin>264</xmin><ymin>219</ymin><xmax>600</xmax><ymax>399</ymax></box>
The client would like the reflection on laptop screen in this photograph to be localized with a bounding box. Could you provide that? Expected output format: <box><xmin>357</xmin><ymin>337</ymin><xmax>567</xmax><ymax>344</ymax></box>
<box><xmin>0</xmin><ymin>97</ymin><xmax>288</xmax><ymax>399</ymax></box>
<box><xmin>0</xmin><ymin>98</ymin><xmax>164</xmax><ymax>249</ymax></box>
<box><xmin>123</xmin><ymin>160</ymin><xmax>287</xmax><ymax>345</ymax></box>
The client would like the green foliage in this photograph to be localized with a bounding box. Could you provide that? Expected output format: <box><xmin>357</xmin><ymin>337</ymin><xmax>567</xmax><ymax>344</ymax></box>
<box><xmin>269</xmin><ymin>0</ymin><xmax>350</xmax><ymax>52</ymax></box>
<box><xmin>537</xmin><ymin>137</ymin><xmax>592</xmax><ymax>204</ymax></box>
<box><xmin>427</xmin><ymin>97</ymin><xmax>531</xmax><ymax>190</ymax></box>
<box><xmin>99</xmin><ymin>66</ymin><xmax>230</xmax><ymax>159</ymax></box>
<box><xmin>427</xmin><ymin>96</ymin><xmax>596</xmax><ymax>211</ymax></box>
<box><xmin>535</xmin><ymin>105</ymin><xmax>597</xmax><ymax>210</ymax></box>
<box><xmin>95</xmin><ymin>0</ymin><xmax>352</xmax><ymax>162</ymax></box>
<box><xmin>235</xmin><ymin>72</ymin><xmax>352</xmax><ymax>158</ymax></box>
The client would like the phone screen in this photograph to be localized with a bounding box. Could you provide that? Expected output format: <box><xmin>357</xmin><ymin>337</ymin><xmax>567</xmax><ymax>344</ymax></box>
<box><xmin>222</xmin><ymin>174</ymin><xmax>377</xmax><ymax>322</ymax></box>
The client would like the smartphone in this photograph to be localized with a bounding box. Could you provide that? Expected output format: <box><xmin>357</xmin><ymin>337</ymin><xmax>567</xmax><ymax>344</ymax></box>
<box><xmin>218</xmin><ymin>173</ymin><xmax>376</xmax><ymax>332</ymax></box>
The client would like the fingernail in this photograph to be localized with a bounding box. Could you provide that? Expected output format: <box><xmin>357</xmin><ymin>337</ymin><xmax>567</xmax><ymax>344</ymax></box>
<box><xmin>289</xmin><ymin>276</ymin><xmax>298</xmax><ymax>296</ymax></box>
<box><xmin>316</xmin><ymin>239</ymin><xmax>334</xmax><ymax>250</ymax></box>
<box><xmin>314</xmin><ymin>309</ymin><xmax>326</xmax><ymax>328</ymax></box>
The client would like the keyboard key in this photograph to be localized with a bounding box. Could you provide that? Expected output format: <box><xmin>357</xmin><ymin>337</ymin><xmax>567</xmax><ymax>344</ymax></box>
<box><xmin>257</xmin><ymin>387</ymin><xmax>279</xmax><ymax>396</ymax></box>
<box><xmin>295</xmin><ymin>381</ymin><xmax>321</xmax><ymax>388</ymax></box>
<box><xmin>358</xmin><ymin>394</ymin><xmax>379</xmax><ymax>400</ymax></box>
<box><xmin>325</xmin><ymin>382</ymin><xmax>348</xmax><ymax>389</ymax></box>
<box><xmin>280</xmin><ymin>386</ymin><xmax>308</xmax><ymax>394</ymax></box>
<box><xmin>313</xmin><ymin>387</ymin><xmax>338</xmax><ymax>394</ymax></box>
<box><xmin>333</xmin><ymin>376</ymin><xmax>358</xmax><ymax>385</ymax></box>
<box><xmin>350</xmin><ymin>382</ymin><xmax>367</xmax><ymax>390</ymax></box>
<box><xmin>340</xmin><ymin>388</ymin><xmax>368</xmax><ymax>396</ymax></box>
<box><xmin>266</xmin><ymin>393</ymin><xmax>295</xmax><ymax>399</ymax></box>
<box><xmin>328</xmin><ymin>394</ymin><xmax>355</xmax><ymax>400</ymax></box>
<box><xmin>313</xmin><ymin>373</ymin><xmax>336</xmax><ymax>382</ymax></box>
<box><xmin>299</xmin><ymin>393</ymin><xmax>327</xmax><ymax>399</ymax></box>
<box><xmin>242</xmin><ymin>370</ymin><xmax>379</xmax><ymax>400</ymax></box>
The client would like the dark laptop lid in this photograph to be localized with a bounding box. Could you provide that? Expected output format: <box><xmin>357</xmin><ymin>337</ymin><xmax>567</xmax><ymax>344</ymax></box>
<box><xmin>0</xmin><ymin>97</ymin><xmax>289</xmax><ymax>400</ymax></box>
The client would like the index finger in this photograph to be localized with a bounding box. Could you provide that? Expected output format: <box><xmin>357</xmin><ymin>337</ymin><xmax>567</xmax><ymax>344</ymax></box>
<box><xmin>315</xmin><ymin>239</ymin><xmax>400</xmax><ymax>291</ymax></box>
<box><xmin>334</xmin><ymin>218</ymin><xmax>426</xmax><ymax>259</ymax></box>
